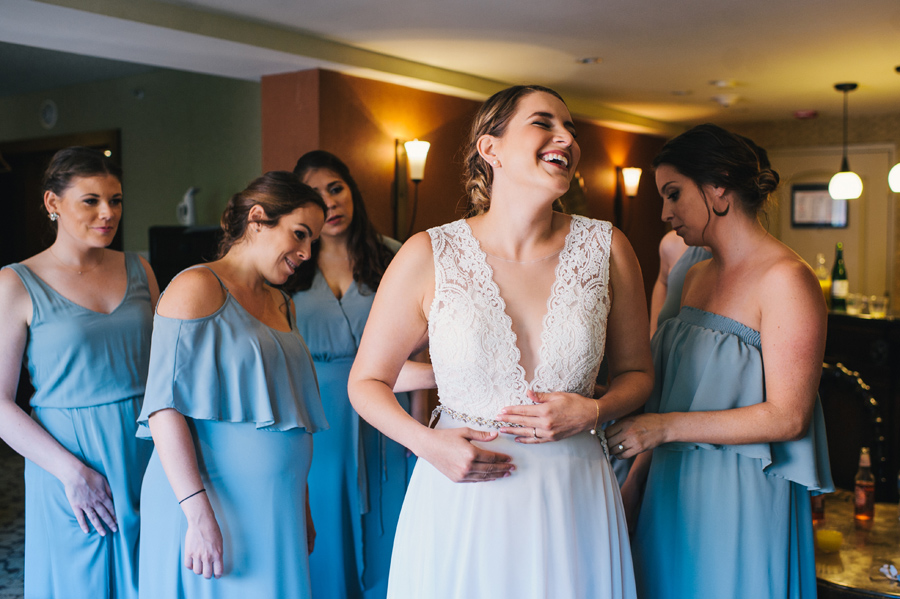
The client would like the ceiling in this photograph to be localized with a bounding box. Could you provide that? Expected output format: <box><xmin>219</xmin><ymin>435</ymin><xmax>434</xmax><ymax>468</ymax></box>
<box><xmin>2</xmin><ymin>0</ymin><xmax>899</xmax><ymax>135</ymax></box>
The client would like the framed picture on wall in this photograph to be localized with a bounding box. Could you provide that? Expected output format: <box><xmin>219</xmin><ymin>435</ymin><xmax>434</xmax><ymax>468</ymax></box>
<box><xmin>791</xmin><ymin>183</ymin><xmax>848</xmax><ymax>228</ymax></box>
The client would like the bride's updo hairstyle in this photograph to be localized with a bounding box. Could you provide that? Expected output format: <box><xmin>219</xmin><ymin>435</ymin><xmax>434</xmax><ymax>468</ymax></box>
<box><xmin>463</xmin><ymin>85</ymin><xmax>567</xmax><ymax>216</ymax></box>
<box><xmin>652</xmin><ymin>123</ymin><xmax>779</xmax><ymax>217</ymax></box>
<box><xmin>217</xmin><ymin>171</ymin><xmax>326</xmax><ymax>257</ymax></box>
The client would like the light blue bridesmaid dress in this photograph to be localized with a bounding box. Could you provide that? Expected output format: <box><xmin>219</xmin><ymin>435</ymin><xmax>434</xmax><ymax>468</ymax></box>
<box><xmin>655</xmin><ymin>245</ymin><xmax>712</xmax><ymax>327</ymax></box>
<box><xmin>137</xmin><ymin>268</ymin><xmax>327</xmax><ymax>599</ymax></box>
<box><xmin>292</xmin><ymin>239</ymin><xmax>416</xmax><ymax>599</ymax></box>
<box><xmin>633</xmin><ymin>306</ymin><xmax>833</xmax><ymax>599</ymax></box>
<box><xmin>610</xmin><ymin>244</ymin><xmax>712</xmax><ymax>488</ymax></box>
<box><xmin>5</xmin><ymin>253</ymin><xmax>153</xmax><ymax>599</ymax></box>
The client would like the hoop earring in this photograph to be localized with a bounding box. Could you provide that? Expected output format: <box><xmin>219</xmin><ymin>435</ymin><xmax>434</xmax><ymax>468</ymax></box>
<box><xmin>712</xmin><ymin>203</ymin><xmax>730</xmax><ymax>217</ymax></box>
<box><xmin>49</xmin><ymin>212</ymin><xmax>59</xmax><ymax>222</ymax></box>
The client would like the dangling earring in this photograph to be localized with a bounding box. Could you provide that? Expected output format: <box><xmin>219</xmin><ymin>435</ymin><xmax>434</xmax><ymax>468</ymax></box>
<box><xmin>712</xmin><ymin>203</ymin><xmax>730</xmax><ymax>217</ymax></box>
<box><xmin>256</xmin><ymin>223</ymin><xmax>262</xmax><ymax>233</ymax></box>
<box><xmin>49</xmin><ymin>212</ymin><xmax>59</xmax><ymax>222</ymax></box>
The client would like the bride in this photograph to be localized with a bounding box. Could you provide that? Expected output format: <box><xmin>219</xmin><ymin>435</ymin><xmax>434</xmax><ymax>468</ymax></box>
<box><xmin>348</xmin><ymin>85</ymin><xmax>652</xmax><ymax>598</ymax></box>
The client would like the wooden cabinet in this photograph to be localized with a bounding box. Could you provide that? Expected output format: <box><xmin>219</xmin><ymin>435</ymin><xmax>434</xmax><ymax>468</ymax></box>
<box><xmin>824</xmin><ymin>313</ymin><xmax>900</xmax><ymax>502</ymax></box>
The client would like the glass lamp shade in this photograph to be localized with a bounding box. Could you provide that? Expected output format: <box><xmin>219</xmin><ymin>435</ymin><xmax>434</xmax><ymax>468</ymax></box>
<box><xmin>828</xmin><ymin>170</ymin><xmax>863</xmax><ymax>200</ymax></box>
<box><xmin>622</xmin><ymin>167</ymin><xmax>642</xmax><ymax>197</ymax></box>
<box><xmin>889</xmin><ymin>163</ymin><xmax>900</xmax><ymax>193</ymax></box>
<box><xmin>404</xmin><ymin>139</ymin><xmax>430</xmax><ymax>181</ymax></box>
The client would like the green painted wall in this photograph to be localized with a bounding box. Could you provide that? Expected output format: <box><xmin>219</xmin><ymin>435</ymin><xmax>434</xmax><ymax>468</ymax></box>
<box><xmin>0</xmin><ymin>69</ymin><xmax>261</xmax><ymax>252</ymax></box>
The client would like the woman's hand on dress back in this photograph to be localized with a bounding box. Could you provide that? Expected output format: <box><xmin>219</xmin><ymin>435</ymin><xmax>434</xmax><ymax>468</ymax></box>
<box><xmin>62</xmin><ymin>464</ymin><xmax>117</xmax><ymax>535</ymax></box>
<box><xmin>421</xmin><ymin>428</ymin><xmax>514</xmax><ymax>483</ymax></box>
<box><xmin>605</xmin><ymin>413</ymin><xmax>669</xmax><ymax>459</ymax></box>
<box><xmin>182</xmin><ymin>496</ymin><xmax>224</xmax><ymax>579</ymax></box>
<box><xmin>496</xmin><ymin>390</ymin><xmax>597</xmax><ymax>443</ymax></box>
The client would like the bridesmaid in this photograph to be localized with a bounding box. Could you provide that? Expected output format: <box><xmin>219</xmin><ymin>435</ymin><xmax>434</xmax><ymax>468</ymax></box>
<box><xmin>137</xmin><ymin>172</ymin><xmax>328</xmax><ymax>598</ymax></box>
<box><xmin>284</xmin><ymin>150</ymin><xmax>428</xmax><ymax>598</ymax></box>
<box><xmin>0</xmin><ymin>147</ymin><xmax>157</xmax><ymax>598</ymax></box>
<box><xmin>608</xmin><ymin>124</ymin><xmax>833</xmax><ymax>599</ymax></box>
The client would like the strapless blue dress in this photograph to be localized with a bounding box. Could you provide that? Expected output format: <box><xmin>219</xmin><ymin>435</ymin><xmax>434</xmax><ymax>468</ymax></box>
<box><xmin>633</xmin><ymin>307</ymin><xmax>833</xmax><ymax>599</ymax></box>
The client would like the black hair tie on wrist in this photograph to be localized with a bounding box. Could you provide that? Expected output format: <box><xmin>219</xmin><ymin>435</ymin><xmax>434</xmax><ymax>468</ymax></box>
<box><xmin>178</xmin><ymin>488</ymin><xmax>207</xmax><ymax>504</ymax></box>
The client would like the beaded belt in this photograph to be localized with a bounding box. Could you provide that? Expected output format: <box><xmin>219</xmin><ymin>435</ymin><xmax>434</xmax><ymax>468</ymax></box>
<box><xmin>428</xmin><ymin>405</ymin><xmax>610</xmax><ymax>458</ymax></box>
<box><xmin>428</xmin><ymin>405</ymin><xmax>524</xmax><ymax>429</ymax></box>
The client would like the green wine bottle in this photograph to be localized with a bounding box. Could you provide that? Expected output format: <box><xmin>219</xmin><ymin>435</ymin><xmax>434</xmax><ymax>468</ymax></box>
<box><xmin>831</xmin><ymin>242</ymin><xmax>848</xmax><ymax>311</ymax></box>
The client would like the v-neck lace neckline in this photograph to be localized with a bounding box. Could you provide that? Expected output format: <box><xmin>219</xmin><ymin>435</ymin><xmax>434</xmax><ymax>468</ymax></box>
<box><xmin>459</xmin><ymin>218</ymin><xmax>576</xmax><ymax>390</ymax></box>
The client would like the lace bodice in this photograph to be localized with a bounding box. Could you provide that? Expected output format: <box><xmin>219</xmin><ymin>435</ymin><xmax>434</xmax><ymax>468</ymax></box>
<box><xmin>427</xmin><ymin>216</ymin><xmax>612</xmax><ymax>422</ymax></box>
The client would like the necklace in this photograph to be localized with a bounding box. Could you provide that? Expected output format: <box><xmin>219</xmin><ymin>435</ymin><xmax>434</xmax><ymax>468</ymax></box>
<box><xmin>481</xmin><ymin>247</ymin><xmax>563</xmax><ymax>264</ymax></box>
<box><xmin>49</xmin><ymin>247</ymin><xmax>105</xmax><ymax>275</ymax></box>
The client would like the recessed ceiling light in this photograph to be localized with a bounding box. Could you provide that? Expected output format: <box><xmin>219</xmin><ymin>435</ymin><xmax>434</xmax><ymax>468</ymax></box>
<box><xmin>576</xmin><ymin>57</ymin><xmax>602</xmax><ymax>64</ymax></box>
<box><xmin>709</xmin><ymin>79</ymin><xmax>736</xmax><ymax>88</ymax></box>
<box><xmin>711</xmin><ymin>93</ymin><xmax>740</xmax><ymax>108</ymax></box>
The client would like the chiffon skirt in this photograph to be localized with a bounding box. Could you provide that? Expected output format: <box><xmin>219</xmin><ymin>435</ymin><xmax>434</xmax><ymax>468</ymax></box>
<box><xmin>139</xmin><ymin>419</ymin><xmax>313</xmax><ymax>599</ymax></box>
<box><xmin>25</xmin><ymin>398</ymin><xmax>151</xmax><ymax>599</ymax></box>
<box><xmin>633</xmin><ymin>445</ymin><xmax>817</xmax><ymax>599</ymax></box>
<box><xmin>386</xmin><ymin>414</ymin><xmax>636</xmax><ymax>599</ymax></box>
<box><xmin>307</xmin><ymin>357</ymin><xmax>414</xmax><ymax>599</ymax></box>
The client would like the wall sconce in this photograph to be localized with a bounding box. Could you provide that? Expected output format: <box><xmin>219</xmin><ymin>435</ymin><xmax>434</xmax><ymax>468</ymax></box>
<box><xmin>405</xmin><ymin>140</ymin><xmax>430</xmax><ymax>182</ymax></box>
<box><xmin>828</xmin><ymin>83</ymin><xmax>863</xmax><ymax>200</ymax></box>
<box><xmin>622</xmin><ymin>167</ymin><xmax>642</xmax><ymax>197</ymax></box>
<box><xmin>392</xmin><ymin>139</ymin><xmax>430</xmax><ymax>241</ymax></box>
<box><xmin>614</xmin><ymin>166</ymin><xmax>642</xmax><ymax>230</ymax></box>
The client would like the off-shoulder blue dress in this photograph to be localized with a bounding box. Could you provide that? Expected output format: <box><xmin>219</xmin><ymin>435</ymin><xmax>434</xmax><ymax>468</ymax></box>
<box><xmin>5</xmin><ymin>253</ymin><xmax>153</xmax><ymax>599</ymax></box>
<box><xmin>292</xmin><ymin>245</ymin><xmax>416</xmax><ymax>599</ymax></box>
<box><xmin>137</xmin><ymin>268</ymin><xmax>327</xmax><ymax>599</ymax></box>
<box><xmin>633</xmin><ymin>307</ymin><xmax>833</xmax><ymax>599</ymax></box>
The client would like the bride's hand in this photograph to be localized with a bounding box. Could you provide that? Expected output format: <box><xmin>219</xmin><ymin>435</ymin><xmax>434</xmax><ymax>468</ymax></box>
<box><xmin>496</xmin><ymin>390</ymin><xmax>597</xmax><ymax>443</ymax></box>
<box><xmin>419</xmin><ymin>428</ymin><xmax>515</xmax><ymax>483</ymax></box>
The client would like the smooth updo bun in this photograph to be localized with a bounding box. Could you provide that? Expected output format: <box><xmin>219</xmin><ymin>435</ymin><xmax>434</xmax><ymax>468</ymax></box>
<box><xmin>652</xmin><ymin>123</ymin><xmax>779</xmax><ymax>216</ymax></box>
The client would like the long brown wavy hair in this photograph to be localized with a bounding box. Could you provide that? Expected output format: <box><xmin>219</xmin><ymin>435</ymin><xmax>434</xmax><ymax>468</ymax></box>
<box><xmin>281</xmin><ymin>151</ymin><xmax>395</xmax><ymax>294</ymax></box>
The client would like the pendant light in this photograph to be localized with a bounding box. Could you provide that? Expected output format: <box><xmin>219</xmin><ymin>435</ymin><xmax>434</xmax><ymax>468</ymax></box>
<box><xmin>828</xmin><ymin>82</ymin><xmax>863</xmax><ymax>200</ymax></box>
<box><xmin>890</xmin><ymin>67</ymin><xmax>900</xmax><ymax>193</ymax></box>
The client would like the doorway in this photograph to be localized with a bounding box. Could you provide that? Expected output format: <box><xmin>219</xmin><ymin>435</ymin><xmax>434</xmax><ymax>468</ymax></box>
<box><xmin>0</xmin><ymin>129</ymin><xmax>121</xmax><ymax>410</ymax></box>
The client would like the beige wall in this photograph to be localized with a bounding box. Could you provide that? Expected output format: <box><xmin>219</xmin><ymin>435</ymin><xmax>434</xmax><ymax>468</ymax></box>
<box><xmin>733</xmin><ymin>114</ymin><xmax>900</xmax><ymax>304</ymax></box>
<box><xmin>0</xmin><ymin>69</ymin><xmax>262</xmax><ymax>253</ymax></box>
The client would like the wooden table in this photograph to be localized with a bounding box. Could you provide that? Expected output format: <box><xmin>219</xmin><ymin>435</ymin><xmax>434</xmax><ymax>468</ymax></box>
<box><xmin>817</xmin><ymin>490</ymin><xmax>900</xmax><ymax>598</ymax></box>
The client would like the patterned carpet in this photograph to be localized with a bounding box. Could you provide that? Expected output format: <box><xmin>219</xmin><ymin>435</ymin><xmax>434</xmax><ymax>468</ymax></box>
<box><xmin>0</xmin><ymin>442</ymin><xmax>24</xmax><ymax>599</ymax></box>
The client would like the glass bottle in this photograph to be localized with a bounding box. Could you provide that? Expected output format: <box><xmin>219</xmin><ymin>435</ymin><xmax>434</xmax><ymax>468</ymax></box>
<box><xmin>815</xmin><ymin>252</ymin><xmax>831</xmax><ymax>309</ymax></box>
<box><xmin>854</xmin><ymin>446</ymin><xmax>875</xmax><ymax>529</ymax></box>
<box><xmin>831</xmin><ymin>242</ymin><xmax>848</xmax><ymax>312</ymax></box>
<box><xmin>811</xmin><ymin>494</ymin><xmax>825</xmax><ymax>525</ymax></box>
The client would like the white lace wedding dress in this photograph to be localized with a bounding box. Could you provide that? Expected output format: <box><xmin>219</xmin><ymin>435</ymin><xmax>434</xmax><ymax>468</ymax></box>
<box><xmin>386</xmin><ymin>216</ymin><xmax>636</xmax><ymax>599</ymax></box>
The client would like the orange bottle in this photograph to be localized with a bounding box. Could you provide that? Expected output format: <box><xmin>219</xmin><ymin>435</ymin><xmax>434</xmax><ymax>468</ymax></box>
<box><xmin>854</xmin><ymin>447</ymin><xmax>875</xmax><ymax>529</ymax></box>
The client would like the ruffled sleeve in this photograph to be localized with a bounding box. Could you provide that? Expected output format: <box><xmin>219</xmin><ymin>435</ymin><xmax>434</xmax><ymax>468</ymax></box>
<box><xmin>649</xmin><ymin>306</ymin><xmax>834</xmax><ymax>493</ymax></box>
<box><xmin>137</xmin><ymin>299</ymin><xmax>328</xmax><ymax>438</ymax></box>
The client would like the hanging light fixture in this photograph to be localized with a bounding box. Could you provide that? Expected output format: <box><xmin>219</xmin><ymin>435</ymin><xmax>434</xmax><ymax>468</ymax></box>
<box><xmin>828</xmin><ymin>83</ymin><xmax>863</xmax><ymax>200</ymax></box>
<box><xmin>889</xmin><ymin>67</ymin><xmax>900</xmax><ymax>193</ymax></box>
<box><xmin>889</xmin><ymin>162</ymin><xmax>900</xmax><ymax>193</ymax></box>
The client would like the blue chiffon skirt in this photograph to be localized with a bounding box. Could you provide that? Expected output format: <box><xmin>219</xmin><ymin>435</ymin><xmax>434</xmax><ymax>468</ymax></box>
<box><xmin>633</xmin><ymin>445</ymin><xmax>816</xmax><ymax>599</ymax></box>
<box><xmin>25</xmin><ymin>398</ymin><xmax>151</xmax><ymax>599</ymax></box>
<box><xmin>139</xmin><ymin>419</ymin><xmax>313</xmax><ymax>599</ymax></box>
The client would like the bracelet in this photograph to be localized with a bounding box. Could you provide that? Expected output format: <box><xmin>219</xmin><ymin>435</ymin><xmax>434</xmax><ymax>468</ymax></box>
<box><xmin>178</xmin><ymin>488</ymin><xmax>206</xmax><ymax>504</ymax></box>
<box><xmin>589</xmin><ymin>399</ymin><xmax>600</xmax><ymax>436</ymax></box>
